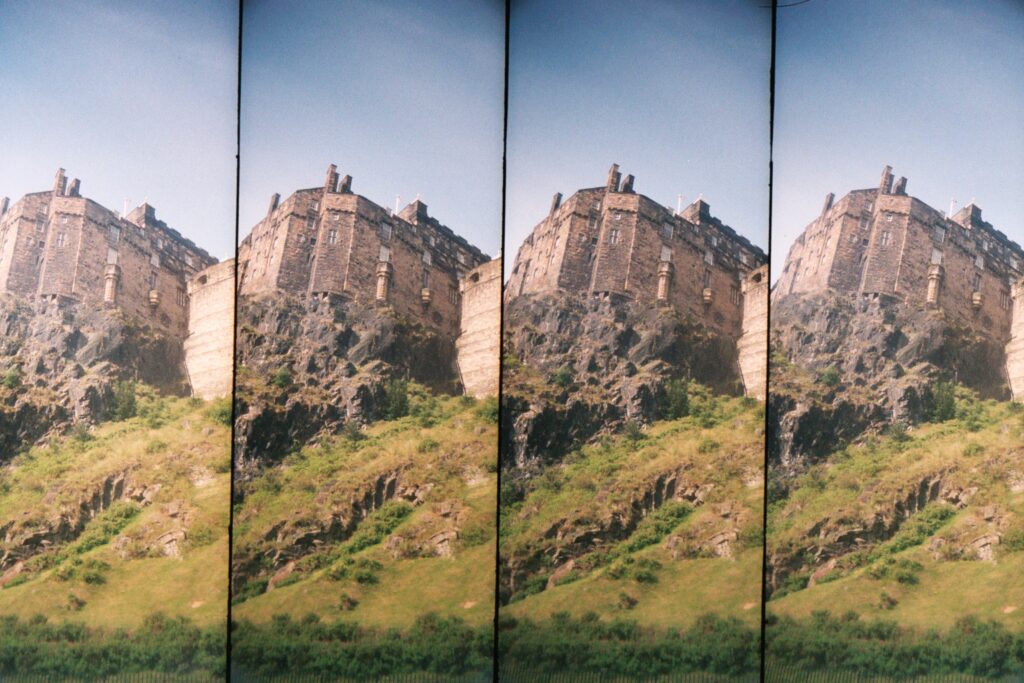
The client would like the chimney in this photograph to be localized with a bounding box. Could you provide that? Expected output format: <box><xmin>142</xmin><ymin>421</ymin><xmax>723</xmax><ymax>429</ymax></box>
<box><xmin>821</xmin><ymin>192</ymin><xmax>834</xmax><ymax>216</ymax></box>
<box><xmin>549</xmin><ymin>192</ymin><xmax>562</xmax><ymax>215</ymax></box>
<box><xmin>0</xmin><ymin>197</ymin><xmax>8</xmax><ymax>216</ymax></box>
<box><xmin>606</xmin><ymin>163</ymin><xmax>621</xmax><ymax>192</ymax></box>
<box><xmin>53</xmin><ymin>168</ymin><xmax>67</xmax><ymax>197</ymax></box>
<box><xmin>66</xmin><ymin>178</ymin><xmax>81</xmax><ymax>197</ymax></box>
<box><xmin>339</xmin><ymin>175</ymin><xmax>352</xmax><ymax>194</ymax></box>
<box><xmin>267</xmin><ymin>193</ymin><xmax>280</xmax><ymax>215</ymax></box>
<box><xmin>324</xmin><ymin>164</ymin><xmax>339</xmax><ymax>193</ymax></box>
<box><xmin>892</xmin><ymin>176</ymin><xmax>908</xmax><ymax>196</ymax></box>
<box><xmin>878</xmin><ymin>165</ymin><xmax>894</xmax><ymax>195</ymax></box>
<box><xmin>620</xmin><ymin>174</ymin><xmax>635</xmax><ymax>193</ymax></box>
<box><xmin>682</xmin><ymin>198</ymin><xmax>710</xmax><ymax>224</ymax></box>
<box><xmin>399</xmin><ymin>199</ymin><xmax>429</xmax><ymax>224</ymax></box>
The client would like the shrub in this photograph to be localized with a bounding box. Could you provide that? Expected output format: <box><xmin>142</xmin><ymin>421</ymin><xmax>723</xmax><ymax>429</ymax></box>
<box><xmin>818</xmin><ymin>367</ymin><xmax>841</xmax><ymax>388</ymax></box>
<box><xmin>417</xmin><ymin>437</ymin><xmax>440</xmax><ymax>453</ymax></box>
<box><xmin>664</xmin><ymin>378</ymin><xmax>690</xmax><ymax>419</ymax></box>
<box><xmin>111</xmin><ymin>380</ymin><xmax>137</xmax><ymax>420</ymax></box>
<box><xmin>204</xmin><ymin>397</ymin><xmax>232</xmax><ymax>426</ymax></box>
<box><xmin>551</xmin><ymin>365</ymin><xmax>574</xmax><ymax>388</ymax></box>
<box><xmin>924</xmin><ymin>381</ymin><xmax>957</xmax><ymax>422</ymax></box>
<box><xmin>622</xmin><ymin>420</ymin><xmax>645</xmax><ymax>442</ymax></box>
<box><xmin>2</xmin><ymin>367</ymin><xmax>22</xmax><ymax>390</ymax></box>
<box><xmin>271</xmin><ymin>366</ymin><xmax>293</xmax><ymax>389</ymax></box>
<box><xmin>381</xmin><ymin>379</ymin><xmax>409</xmax><ymax>419</ymax></box>
<box><xmin>475</xmin><ymin>396</ymin><xmax>499</xmax><ymax>423</ymax></box>
<box><xmin>697</xmin><ymin>437</ymin><xmax>719</xmax><ymax>454</ymax></box>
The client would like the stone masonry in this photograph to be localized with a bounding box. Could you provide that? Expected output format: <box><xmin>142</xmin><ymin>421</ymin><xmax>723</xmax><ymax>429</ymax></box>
<box><xmin>738</xmin><ymin>265</ymin><xmax>768</xmax><ymax>400</ymax></box>
<box><xmin>775</xmin><ymin>166</ymin><xmax>1024</xmax><ymax>399</ymax></box>
<box><xmin>237</xmin><ymin>164</ymin><xmax>491</xmax><ymax>341</ymax></box>
<box><xmin>0</xmin><ymin>169</ymin><xmax>217</xmax><ymax>337</ymax></box>
<box><xmin>185</xmin><ymin>259</ymin><xmax>236</xmax><ymax>399</ymax></box>
<box><xmin>506</xmin><ymin>164</ymin><xmax>768</xmax><ymax>398</ymax></box>
<box><xmin>457</xmin><ymin>258</ymin><xmax>501</xmax><ymax>398</ymax></box>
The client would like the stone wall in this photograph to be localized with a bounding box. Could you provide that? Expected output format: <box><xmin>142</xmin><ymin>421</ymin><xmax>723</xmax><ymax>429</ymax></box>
<box><xmin>1007</xmin><ymin>277</ymin><xmax>1024</xmax><ymax>401</ymax></box>
<box><xmin>506</xmin><ymin>164</ymin><xmax>767</xmax><ymax>343</ymax></box>
<box><xmin>238</xmin><ymin>164</ymin><xmax>490</xmax><ymax>340</ymax></box>
<box><xmin>185</xmin><ymin>259</ymin><xmax>236</xmax><ymax>400</ymax></box>
<box><xmin>456</xmin><ymin>258</ymin><xmax>501</xmax><ymax>398</ymax></box>
<box><xmin>737</xmin><ymin>265</ymin><xmax>768</xmax><ymax>400</ymax></box>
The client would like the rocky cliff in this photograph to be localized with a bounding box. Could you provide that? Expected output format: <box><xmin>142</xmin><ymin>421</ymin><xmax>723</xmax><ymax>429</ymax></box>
<box><xmin>0</xmin><ymin>294</ymin><xmax>189</xmax><ymax>460</ymax></box>
<box><xmin>232</xmin><ymin>293</ymin><xmax>461</xmax><ymax>478</ymax></box>
<box><xmin>769</xmin><ymin>291</ymin><xmax>1009</xmax><ymax>477</ymax></box>
<box><xmin>501</xmin><ymin>292</ymin><xmax>743</xmax><ymax>479</ymax></box>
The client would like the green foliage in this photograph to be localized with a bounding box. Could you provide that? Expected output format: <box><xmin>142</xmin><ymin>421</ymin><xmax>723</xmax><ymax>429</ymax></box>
<box><xmin>204</xmin><ymin>397</ymin><xmax>233</xmax><ymax>426</ymax></box>
<box><xmin>54</xmin><ymin>558</ymin><xmax>111</xmax><ymax>585</ymax></box>
<box><xmin>923</xmin><ymin>381</ymin><xmax>957</xmax><ymax>422</ymax></box>
<box><xmin>962</xmin><ymin>442</ymin><xmax>984</xmax><ymax>457</ymax></box>
<box><xmin>620</xmin><ymin>502</ymin><xmax>691</xmax><ymax>554</ymax></box>
<box><xmin>417</xmin><ymin>437</ymin><xmax>440</xmax><ymax>453</ymax></box>
<box><xmin>551</xmin><ymin>365</ymin><xmax>574</xmax><ymax>388</ymax></box>
<box><xmin>343</xmin><ymin>501</ymin><xmax>413</xmax><ymax>555</ymax></box>
<box><xmin>2</xmin><ymin>574</ymin><xmax>30</xmax><ymax>589</ymax></box>
<box><xmin>233</xmin><ymin>578</ymin><xmax>269</xmax><ymax>604</ymax></box>
<box><xmin>767</xmin><ymin>611</ymin><xmax>1024</xmax><ymax>678</ymax></box>
<box><xmin>883</xmin><ymin>504</ymin><xmax>956</xmax><ymax>555</ymax></box>
<box><xmin>663</xmin><ymin>378</ymin><xmax>690</xmax><ymax>419</ymax></box>
<box><xmin>110</xmin><ymin>380</ymin><xmax>137</xmax><ymax>421</ymax></box>
<box><xmin>621</xmin><ymin>420</ymin><xmax>644</xmax><ymax>442</ymax></box>
<box><xmin>271</xmin><ymin>366</ymin><xmax>293</xmax><ymax>389</ymax></box>
<box><xmin>867</xmin><ymin>557</ymin><xmax>924</xmax><ymax>585</ymax></box>
<box><xmin>0</xmin><ymin>613</ymin><xmax>225</xmax><ymax>679</ymax></box>
<box><xmin>500</xmin><ymin>612</ymin><xmax>758</xmax><ymax>677</ymax></box>
<box><xmin>817</xmin><ymin>367</ymin><xmax>841</xmax><ymax>388</ymax></box>
<box><xmin>232</xmin><ymin>612</ymin><xmax>490</xmax><ymax>678</ymax></box>
<box><xmin>71</xmin><ymin>501</ymin><xmax>141</xmax><ymax>555</ymax></box>
<box><xmin>475</xmin><ymin>395</ymin><xmax>499</xmax><ymax>424</ymax></box>
<box><xmin>773</xmin><ymin>572</ymin><xmax>810</xmax><ymax>599</ymax></box>
<box><xmin>381</xmin><ymin>379</ymin><xmax>410</xmax><ymax>419</ymax></box>
<box><xmin>697</xmin><ymin>437</ymin><xmax>719</xmax><ymax>454</ymax></box>
<box><xmin>607</xmin><ymin>556</ymin><xmax>664</xmax><ymax>584</ymax></box>
<box><xmin>2</xmin><ymin>366</ymin><xmax>22</xmax><ymax>390</ymax></box>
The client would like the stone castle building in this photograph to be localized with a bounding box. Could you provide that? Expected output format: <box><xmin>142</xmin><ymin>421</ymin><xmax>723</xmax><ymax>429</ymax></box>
<box><xmin>506</xmin><ymin>164</ymin><xmax>769</xmax><ymax>398</ymax></box>
<box><xmin>0</xmin><ymin>169</ymin><xmax>233</xmax><ymax>398</ymax></box>
<box><xmin>185</xmin><ymin>259</ymin><xmax>236</xmax><ymax>399</ymax></box>
<box><xmin>237</xmin><ymin>164</ymin><xmax>499</xmax><ymax>396</ymax></box>
<box><xmin>775</xmin><ymin>165</ymin><xmax>1024</xmax><ymax>400</ymax></box>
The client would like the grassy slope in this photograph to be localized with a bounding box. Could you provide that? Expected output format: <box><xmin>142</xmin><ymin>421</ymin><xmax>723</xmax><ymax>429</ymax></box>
<box><xmin>502</xmin><ymin>391</ymin><xmax>764</xmax><ymax>629</ymax></box>
<box><xmin>0</xmin><ymin>394</ymin><xmax>230</xmax><ymax>629</ymax></box>
<box><xmin>232</xmin><ymin>391</ymin><xmax>497</xmax><ymax>629</ymax></box>
<box><xmin>768</xmin><ymin>393</ymin><xmax>1024</xmax><ymax>631</ymax></box>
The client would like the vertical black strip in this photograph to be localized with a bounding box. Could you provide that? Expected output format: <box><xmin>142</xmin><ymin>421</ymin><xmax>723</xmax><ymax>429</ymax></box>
<box><xmin>761</xmin><ymin>2</ymin><xmax>777</xmax><ymax>682</ymax></box>
<box><xmin>226</xmin><ymin>1</ymin><xmax>244</xmax><ymax>680</ymax></box>
<box><xmin>493</xmin><ymin>1</ymin><xmax>511</xmax><ymax>681</ymax></box>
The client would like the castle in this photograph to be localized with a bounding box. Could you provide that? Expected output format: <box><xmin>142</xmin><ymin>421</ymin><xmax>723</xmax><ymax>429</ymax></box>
<box><xmin>0</xmin><ymin>169</ymin><xmax>234</xmax><ymax>399</ymax></box>
<box><xmin>506</xmin><ymin>164</ymin><xmax>769</xmax><ymax>398</ymax></box>
<box><xmin>237</xmin><ymin>165</ymin><xmax>500</xmax><ymax>396</ymax></box>
<box><xmin>775</xmin><ymin>165</ymin><xmax>1024</xmax><ymax>400</ymax></box>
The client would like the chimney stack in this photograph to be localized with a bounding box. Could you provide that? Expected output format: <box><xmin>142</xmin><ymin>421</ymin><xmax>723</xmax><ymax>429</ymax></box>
<box><xmin>66</xmin><ymin>178</ymin><xmax>81</xmax><ymax>197</ymax></box>
<box><xmin>0</xmin><ymin>197</ymin><xmax>8</xmax><ymax>216</ymax></box>
<box><xmin>53</xmin><ymin>168</ymin><xmax>67</xmax><ymax>197</ymax></box>
<box><xmin>549</xmin><ymin>192</ymin><xmax>562</xmax><ymax>215</ymax></box>
<box><xmin>324</xmin><ymin>164</ymin><xmax>339</xmax><ymax>193</ymax></box>
<box><xmin>620</xmin><ymin>174</ymin><xmax>635</xmax><ymax>193</ymax></box>
<box><xmin>339</xmin><ymin>175</ymin><xmax>352</xmax><ymax>194</ymax></box>
<box><xmin>267</xmin><ymin>193</ymin><xmax>280</xmax><ymax>215</ymax></box>
<box><xmin>892</xmin><ymin>176</ymin><xmax>908</xmax><ymax>196</ymax></box>
<box><xmin>606</xmin><ymin>163</ymin><xmax>621</xmax><ymax>192</ymax></box>
<box><xmin>878</xmin><ymin>165</ymin><xmax>894</xmax><ymax>195</ymax></box>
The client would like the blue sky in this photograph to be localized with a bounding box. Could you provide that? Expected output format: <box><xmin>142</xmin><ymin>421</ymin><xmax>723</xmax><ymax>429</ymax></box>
<box><xmin>773</xmin><ymin>0</ymin><xmax>1024</xmax><ymax>281</ymax></box>
<box><xmin>505</xmin><ymin>0</ymin><xmax>772</xmax><ymax>275</ymax></box>
<box><xmin>239</xmin><ymin>0</ymin><xmax>505</xmax><ymax>257</ymax></box>
<box><xmin>0</xmin><ymin>1</ymin><xmax>238</xmax><ymax>260</ymax></box>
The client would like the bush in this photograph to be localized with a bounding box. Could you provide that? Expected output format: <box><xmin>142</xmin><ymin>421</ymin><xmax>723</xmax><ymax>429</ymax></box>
<box><xmin>664</xmin><ymin>378</ymin><xmax>690</xmax><ymax>419</ymax></box>
<box><xmin>381</xmin><ymin>379</ymin><xmax>409</xmax><ymax>419</ymax></box>
<box><xmin>818</xmin><ymin>367</ymin><xmax>841</xmax><ymax>388</ymax></box>
<box><xmin>475</xmin><ymin>395</ymin><xmax>499</xmax><ymax>423</ymax></box>
<box><xmin>417</xmin><ymin>437</ymin><xmax>440</xmax><ymax>453</ymax></box>
<box><xmin>551</xmin><ymin>365</ymin><xmax>574</xmax><ymax>388</ymax></box>
<box><xmin>2</xmin><ymin>367</ymin><xmax>22</xmax><ymax>390</ymax></box>
<box><xmin>697</xmin><ymin>437</ymin><xmax>719</xmax><ymax>454</ymax></box>
<box><xmin>72</xmin><ymin>502</ymin><xmax>141</xmax><ymax>554</ymax></box>
<box><xmin>111</xmin><ymin>381</ymin><xmax>137</xmax><ymax>420</ymax></box>
<box><xmin>204</xmin><ymin>397</ymin><xmax>232</xmax><ymax>426</ymax></box>
<box><xmin>271</xmin><ymin>366</ymin><xmax>293</xmax><ymax>389</ymax></box>
<box><xmin>924</xmin><ymin>381</ymin><xmax>957</xmax><ymax>422</ymax></box>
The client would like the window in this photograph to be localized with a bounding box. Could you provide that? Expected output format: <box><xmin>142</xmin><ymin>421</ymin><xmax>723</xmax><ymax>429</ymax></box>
<box><xmin>331</xmin><ymin>212</ymin><xmax>340</xmax><ymax>221</ymax></box>
<box><xmin>176</xmin><ymin>288</ymin><xmax>186</xmax><ymax>307</ymax></box>
<box><xmin>1001</xmin><ymin>290</ymin><xmax>1011</xmax><ymax>311</ymax></box>
<box><xmin>972</xmin><ymin>273</ymin><xmax>982</xmax><ymax>290</ymax></box>
<box><xmin>866</xmin><ymin>201</ymin><xmax>874</xmax><ymax>211</ymax></box>
<box><xmin>380</xmin><ymin>223</ymin><xmax>392</xmax><ymax>241</ymax></box>
<box><xmin>56</xmin><ymin>233</ymin><xmax>66</xmax><ymax>247</ymax></box>
<box><xmin>310</xmin><ymin>200</ymin><xmax>319</xmax><ymax>210</ymax></box>
<box><xmin>185</xmin><ymin>254</ymin><xmax>193</xmax><ymax>267</ymax></box>
<box><xmin>592</xmin><ymin>200</ymin><xmax>600</xmax><ymax>210</ymax></box>
<box><xmin>148</xmin><ymin>272</ymin><xmax>157</xmax><ymax>288</ymax></box>
<box><xmin>975</xmin><ymin>254</ymin><xmax>985</xmax><ymax>269</ymax></box>
<box><xmin>456</xmin><ymin>252</ymin><xmax>466</xmax><ymax>265</ymax></box>
<box><xmin>711</xmin><ymin>235</ymin><xmax>719</xmax><ymax>247</ymax></box>
<box><xmin>421</xmin><ymin>270</ymin><xmax>429</xmax><ymax>288</ymax></box>
<box><xmin>327</xmin><ymin>229</ymin><xmax>338</xmax><ymax>245</ymax></box>
<box><xmin>298</xmin><ymin>234</ymin><xmax>305</xmax><ymax>243</ymax></box>
<box><xmin>662</xmin><ymin>223</ymin><xmax>674</xmax><ymax>240</ymax></box>
<box><xmin>588</xmin><ymin>215</ymin><xmax>598</xmax><ymax>230</ymax></box>
<box><xmin>379</xmin><ymin>245</ymin><xmax>391</xmax><ymax>262</ymax></box>
<box><xmin>613</xmin><ymin>212</ymin><xmax>622</xmax><ymax>222</ymax></box>
<box><xmin>607</xmin><ymin>229</ymin><xmax>620</xmax><ymax>245</ymax></box>
<box><xmin>880</xmin><ymin>231</ymin><xmax>891</xmax><ymax>247</ymax></box>
<box><xmin>730</xmin><ymin>287</ymin><xmax>741</xmax><ymax>305</ymax></box>
<box><xmin>660</xmin><ymin>246</ymin><xmax>672</xmax><ymax>262</ymax></box>
<box><xmin>306</xmin><ymin>216</ymin><xmax>315</xmax><ymax>229</ymax></box>
<box><xmin>107</xmin><ymin>248</ymin><xmax>118</xmax><ymax>265</ymax></box>
<box><xmin>934</xmin><ymin>226</ymin><xmax>946</xmax><ymax>243</ymax></box>
<box><xmin>740</xmin><ymin>252</ymin><xmax>750</xmax><ymax>265</ymax></box>
<box><xmin>448</xmin><ymin>286</ymin><xmax>458</xmax><ymax>304</ymax></box>
<box><xmin>150</xmin><ymin>252</ymin><xmax>160</xmax><ymax>267</ymax></box>
<box><xmin>428</xmin><ymin>234</ymin><xmax>436</xmax><ymax>247</ymax></box>
<box><xmin>703</xmin><ymin>269</ymin><xmax>711</xmax><ymax>287</ymax></box>
<box><xmin>422</xmin><ymin>251</ymin><xmax>431</xmax><ymax>265</ymax></box>
<box><xmin>60</xmin><ymin>215</ymin><xmax>68</xmax><ymax>224</ymax></box>
<box><xmin>885</xmin><ymin>213</ymin><xmax>894</xmax><ymax>223</ymax></box>
<box><xmin>930</xmin><ymin>248</ymin><xmax>943</xmax><ymax>265</ymax></box>
<box><xmin>704</xmin><ymin>249</ymin><xmax>714</xmax><ymax>266</ymax></box>
<box><xmin>859</xmin><ymin>216</ymin><xmax>869</xmax><ymax>229</ymax></box>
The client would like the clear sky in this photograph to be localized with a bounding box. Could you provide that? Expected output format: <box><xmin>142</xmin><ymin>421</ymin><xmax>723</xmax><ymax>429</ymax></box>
<box><xmin>505</xmin><ymin>0</ymin><xmax>771</xmax><ymax>276</ymax></box>
<box><xmin>773</xmin><ymin>0</ymin><xmax>1024</xmax><ymax>282</ymax></box>
<box><xmin>0</xmin><ymin>1</ymin><xmax>238</xmax><ymax>260</ymax></box>
<box><xmin>239</xmin><ymin>0</ymin><xmax>505</xmax><ymax>257</ymax></box>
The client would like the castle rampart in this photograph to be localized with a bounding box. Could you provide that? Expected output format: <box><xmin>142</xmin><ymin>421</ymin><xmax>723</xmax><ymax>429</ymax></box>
<box><xmin>456</xmin><ymin>258</ymin><xmax>501</xmax><ymax>398</ymax></box>
<box><xmin>238</xmin><ymin>164</ymin><xmax>490</xmax><ymax>340</ymax></box>
<box><xmin>185</xmin><ymin>259</ymin><xmax>236</xmax><ymax>400</ymax></box>
<box><xmin>776</xmin><ymin>166</ymin><xmax>1024</xmax><ymax>399</ymax></box>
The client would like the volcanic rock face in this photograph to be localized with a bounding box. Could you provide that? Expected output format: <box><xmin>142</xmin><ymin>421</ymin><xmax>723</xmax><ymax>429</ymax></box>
<box><xmin>233</xmin><ymin>293</ymin><xmax>460</xmax><ymax>477</ymax></box>
<box><xmin>769</xmin><ymin>290</ymin><xmax>1009</xmax><ymax>474</ymax></box>
<box><xmin>501</xmin><ymin>292</ymin><xmax>742</xmax><ymax>476</ymax></box>
<box><xmin>0</xmin><ymin>295</ymin><xmax>188</xmax><ymax>459</ymax></box>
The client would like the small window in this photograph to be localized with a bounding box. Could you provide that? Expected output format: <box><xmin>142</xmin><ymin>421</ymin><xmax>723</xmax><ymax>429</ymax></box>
<box><xmin>148</xmin><ymin>272</ymin><xmax>157</xmax><ymax>288</ymax></box>
<box><xmin>107</xmin><ymin>248</ymin><xmax>118</xmax><ymax>265</ymax></box>
<box><xmin>332</xmin><ymin>212</ymin><xmax>340</xmax><ymax>222</ymax></box>
<box><xmin>613</xmin><ymin>212</ymin><xmax>622</xmax><ymax>222</ymax></box>
<box><xmin>660</xmin><ymin>246</ymin><xmax>672</xmax><ymax>262</ymax></box>
<box><xmin>380</xmin><ymin>223</ymin><xmax>392</xmax><ymax>242</ymax></box>
<box><xmin>176</xmin><ymin>288</ymin><xmax>187</xmax><ymax>307</ymax></box>
<box><xmin>885</xmin><ymin>213</ymin><xmax>894</xmax><ymax>223</ymax></box>
<box><xmin>422</xmin><ymin>251</ymin><xmax>431</xmax><ymax>265</ymax></box>
<box><xmin>662</xmin><ymin>223</ymin><xmax>674</xmax><ymax>240</ymax></box>
<box><xmin>456</xmin><ymin>252</ymin><xmax>466</xmax><ymax>265</ymax></box>
<box><xmin>588</xmin><ymin>215</ymin><xmax>598</xmax><ymax>230</ymax></box>
<box><xmin>310</xmin><ymin>200</ymin><xmax>319</xmax><ymax>210</ymax></box>
<box><xmin>379</xmin><ymin>245</ymin><xmax>391</xmax><ymax>262</ymax></box>
<box><xmin>60</xmin><ymin>215</ymin><xmax>68</xmax><ymax>224</ymax></box>
<box><xmin>1001</xmin><ymin>290</ymin><xmax>1011</xmax><ymax>310</ymax></box>
<box><xmin>880</xmin><ymin>231</ymin><xmax>891</xmax><ymax>247</ymax></box>
<box><xmin>448</xmin><ymin>286</ymin><xmax>458</xmax><ymax>304</ymax></box>
<box><xmin>150</xmin><ymin>252</ymin><xmax>160</xmax><ymax>267</ymax></box>
<box><xmin>704</xmin><ymin>249</ymin><xmax>713</xmax><ymax>266</ymax></box>
<box><xmin>930</xmin><ymin>248</ymin><xmax>943</xmax><ymax>265</ymax></box>
<box><xmin>975</xmin><ymin>254</ymin><xmax>985</xmax><ymax>269</ymax></box>
<box><xmin>730</xmin><ymin>287</ymin><xmax>741</xmax><ymax>306</ymax></box>
<box><xmin>421</xmin><ymin>270</ymin><xmax>429</xmax><ymax>288</ymax></box>
<box><xmin>711</xmin><ymin>235</ymin><xmax>719</xmax><ymax>247</ymax></box>
<box><xmin>607</xmin><ymin>229</ymin><xmax>620</xmax><ymax>245</ymax></box>
<box><xmin>592</xmin><ymin>200</ymin><xmax>600</xmax><ymax>210</ymax></box>
<box><xmin>327</xmin><ymin>229</ymin><xmax>338</xmax><ymax>245</ymax></box>
<box><xmin>703</xmin><ymin>269</ymin><xmax>712</xmax><ymax>287</ymax></box>
<box><xmin>56</xmin><ymin>233</ymin><xmax>66</xmax><ymax>247</ymax></box>
<box><xmin>934</xmin><ymin>226</ymin><xmax>946</xmax><ymax>243</ymax></box>
<box><xmin>306</xmin><ymin>216</ymin><xmax>315</xmax><ymax>229</ymax></box>
<box><xmin>859</xmin><ymin>216</ymin><xmax>869</xmax><ymax>229</ymax></box>
<box><xmin>972</xmin><ymin>273</ymin><xmax>982</xmax><ymax>290</ymax></box>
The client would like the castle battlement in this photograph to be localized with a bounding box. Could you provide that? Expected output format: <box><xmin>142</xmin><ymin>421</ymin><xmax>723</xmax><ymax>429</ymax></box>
<box><xmin>238</xmin><ymin>164</ymin><xmax>491</xmax><ymax>339</ymax></box>
<box><xmin>506</xmin><ymin>164</ymin><xmax>767</xmax><ymax>343</ymax></box>
<box><xmin>775</xmin><ymin>165</ymin><xmax>1024</xmax><ymax>343</ymax></box>
<box><xmin>0</xmin><ymin>169</ymin><xmax>218</xmax><ymax>337</ymax></box>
